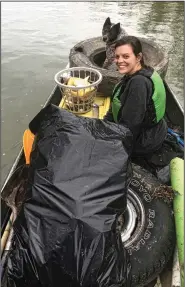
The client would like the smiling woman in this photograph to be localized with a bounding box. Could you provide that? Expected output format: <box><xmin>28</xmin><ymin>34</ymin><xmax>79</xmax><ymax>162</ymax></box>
<box><xmin>103</xmin><ymin>35</ymin><xmax>183</xmax><ymax>178</ymax></box>
<box><xmin>114</xmin><ymin>36</ymin><xmax>143</xmax><ymax>75</ymax></box>
<box><xmin>104</xmin><ymin>36</ymin><xmax>167</xmax><ymax>148</ymax></box>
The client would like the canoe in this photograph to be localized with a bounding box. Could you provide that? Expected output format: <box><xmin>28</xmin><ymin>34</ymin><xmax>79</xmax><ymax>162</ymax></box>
<box><xmin>1</xmin><ymin>67</ymin><xmax>184</xmax><ymax>287</ymax></box>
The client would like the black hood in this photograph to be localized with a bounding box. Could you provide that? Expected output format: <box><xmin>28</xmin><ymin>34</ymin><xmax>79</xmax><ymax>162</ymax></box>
<box><xmin>123</xmin><ymin>66</ymin><xmax>154</xmax><ymax>81</ymax></box>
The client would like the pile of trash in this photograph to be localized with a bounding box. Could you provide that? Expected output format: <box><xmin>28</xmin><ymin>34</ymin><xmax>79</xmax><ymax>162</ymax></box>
<box><xmin>4</xmin><ymin>104</ymin><xmax>133</xmax><ymax>287</ymax></box>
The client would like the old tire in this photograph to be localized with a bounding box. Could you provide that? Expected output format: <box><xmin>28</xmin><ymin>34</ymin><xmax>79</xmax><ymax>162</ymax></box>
<box><xmin>122</xmin><ymin>164</ymin><xmax>175</xmax><ymax>287</ymax></box>
<box><xmin>69</xmin><ymin>37</ymin><xmax>169</xmax><ymax>97</ymax></box>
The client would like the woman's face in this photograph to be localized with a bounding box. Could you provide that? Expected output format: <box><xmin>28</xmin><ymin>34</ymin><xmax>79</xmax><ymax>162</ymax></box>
<box><xmin>114</xmin><ymin>44</ymin><xmax>142</xmax><ymax>75</ymax></box>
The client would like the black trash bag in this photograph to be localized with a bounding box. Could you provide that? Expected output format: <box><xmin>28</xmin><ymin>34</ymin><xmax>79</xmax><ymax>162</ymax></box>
<box><xmin>5</xmin><ymin>104</ymin><xmax>133</xmax><ymax>287</ymax></box>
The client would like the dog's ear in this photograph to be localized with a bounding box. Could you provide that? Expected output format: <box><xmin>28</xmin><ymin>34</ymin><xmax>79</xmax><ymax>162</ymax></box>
<box><xmin>111</xmin><ymin>23</ymin><xmax>120</xmax><ymax>34</ymax></box>
<box><xmin>109</xmin><ymin>23</ymin><xmax>121</xmax><ymax>42</ymax></box>
<box><xmin>103</xmin><ymin>17</ymin><xmax>111</xmax><ymax>28</ymax></box>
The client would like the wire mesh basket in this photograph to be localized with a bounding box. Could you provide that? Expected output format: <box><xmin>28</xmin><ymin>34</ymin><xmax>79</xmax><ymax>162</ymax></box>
<box><xmin>54</xmin><ymin>67</ymin><xmax>103</xmax><ymax>114</ymax></box>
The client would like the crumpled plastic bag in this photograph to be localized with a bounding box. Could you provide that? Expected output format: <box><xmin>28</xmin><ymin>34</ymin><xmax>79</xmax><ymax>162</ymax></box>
<box><xmin>4</xmin><ymin>104</ymin><xmax>133</xmax><ymax>287</ymax></box>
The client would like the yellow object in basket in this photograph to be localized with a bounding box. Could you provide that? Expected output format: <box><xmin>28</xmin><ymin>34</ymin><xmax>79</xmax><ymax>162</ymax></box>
<box><xmin>67</xmin><ymin>76</ymin><xmax>95</xmax><ymax>97</ymax></box>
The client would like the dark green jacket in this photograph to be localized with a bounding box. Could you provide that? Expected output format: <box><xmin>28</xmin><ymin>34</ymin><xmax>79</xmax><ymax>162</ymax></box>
<box><xmin>104</xmin><ymin>67</ymin><xmax>167</xmax><ymax>155</ymax></box>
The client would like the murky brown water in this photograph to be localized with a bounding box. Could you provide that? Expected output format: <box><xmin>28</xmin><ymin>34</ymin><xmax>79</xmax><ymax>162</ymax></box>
<box><xmin>1</xmin><ymin>2</ymin><xmax>184</xmax><ymax>184</ymax></box>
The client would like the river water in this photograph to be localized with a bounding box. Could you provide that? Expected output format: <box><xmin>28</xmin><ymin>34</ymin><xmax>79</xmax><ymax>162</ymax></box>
<box><xmin>1</xmin><ymin>2</ymin><xmax>184</xmax><ymax>184</ymax></box>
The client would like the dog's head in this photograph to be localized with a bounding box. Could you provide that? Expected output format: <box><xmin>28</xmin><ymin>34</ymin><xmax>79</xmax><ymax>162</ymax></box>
<box><xmin>102</xmin><ymin>17</ymin><xmax>121</xmax><ymax>44</ymax></box>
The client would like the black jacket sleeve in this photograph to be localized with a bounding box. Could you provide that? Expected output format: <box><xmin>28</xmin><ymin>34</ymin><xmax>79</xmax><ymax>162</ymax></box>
<box><xmin>118</xmin><ymin>76</ymin><xmax>151</xmax><ymax>138</ymax></box>
<box><xmin>103</xmin><ymin>104</ymin><xmax>114</xmax><ymax>122</ymax></box>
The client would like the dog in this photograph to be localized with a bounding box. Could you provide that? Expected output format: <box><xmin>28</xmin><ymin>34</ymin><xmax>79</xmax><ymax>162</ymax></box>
<box><xmin>102</xmin><ymin>17</ymin><xmax>128</xmax><ymax>70</ymax></box>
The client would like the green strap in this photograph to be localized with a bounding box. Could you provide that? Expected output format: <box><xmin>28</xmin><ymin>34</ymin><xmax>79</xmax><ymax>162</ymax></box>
<box><xmin>112</xmin><ymin>86</ymin><xmax>122</xmax><ymax>123</ymax></box>
<box><xmin>151</xmin><ymin>71</ymin><xmax>166</xmax><ymax>122</ymax></box>
<box><xmin>111</xmin><ymin>83</ymin><xmax>120</xmax><ymax>101</ymax></box>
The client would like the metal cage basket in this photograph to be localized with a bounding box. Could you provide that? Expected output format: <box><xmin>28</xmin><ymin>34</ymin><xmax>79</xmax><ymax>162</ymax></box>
<box><xmin>54</xmin><ymin>67</ymin><xmax>103</xmax><ymax>114</ymax></box>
